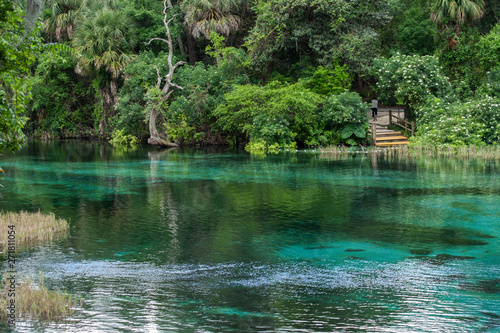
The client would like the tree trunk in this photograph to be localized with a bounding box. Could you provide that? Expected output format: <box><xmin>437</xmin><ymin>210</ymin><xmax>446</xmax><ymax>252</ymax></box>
<box><xmin>187</xmin><ymin>34</ymin><xmax>197</xmax><ymax>65</ymax></box>
<box><xmin>147</xmin><ymin>102</ymin><xmax>178</xmax><ymax>147</ymax></box>
<box><xmin>145</xmin><ymin>0</ymin><xmax>185</xmax><ymax>147</ymax></box>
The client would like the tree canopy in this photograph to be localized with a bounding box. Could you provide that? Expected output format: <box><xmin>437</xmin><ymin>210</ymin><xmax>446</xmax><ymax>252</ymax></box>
<box><xmin>0</xmin><ymin>0</ymin><xmax>498</xmax><ymax>150</ymax></box>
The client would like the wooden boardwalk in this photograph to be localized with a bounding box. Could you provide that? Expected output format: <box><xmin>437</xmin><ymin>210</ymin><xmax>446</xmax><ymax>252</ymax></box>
<box><xmin>372</xmin><ymin>126</ymin><xmax>409</xmax><ymax>146</ymax></box>
<box><xmin>368</xmin><ymin>110</ymin><xmax>411</xmax><ymax>146</ymax></box>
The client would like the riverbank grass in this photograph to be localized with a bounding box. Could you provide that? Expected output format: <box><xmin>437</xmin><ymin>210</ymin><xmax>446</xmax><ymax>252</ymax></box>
<box><xmin>0</xmin><ymin>211</ymin><xmax>69</xmax><ymax>254</ymax></box>
<box><xmin>318</xmin><ymin>144</ymin><xmax>500</xmax><ymax>160</ymax></box>
<box><xmin>0</xmin><ymin>274</ymin><xmax>79</xmax><ymax>322</ymax></box>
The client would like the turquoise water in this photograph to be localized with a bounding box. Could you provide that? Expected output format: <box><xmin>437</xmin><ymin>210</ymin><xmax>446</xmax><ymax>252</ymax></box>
<box><xmin>1</xmin><ymin>141</ymin><xmax>499</xmax><ymax>332</ymax></box>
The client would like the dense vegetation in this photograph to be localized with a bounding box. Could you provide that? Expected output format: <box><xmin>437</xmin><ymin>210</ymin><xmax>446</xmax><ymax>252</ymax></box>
<box><xmin>1</xmin><ymin>0</ymin><xmax>500</xmax><ymax>151</ymax></box>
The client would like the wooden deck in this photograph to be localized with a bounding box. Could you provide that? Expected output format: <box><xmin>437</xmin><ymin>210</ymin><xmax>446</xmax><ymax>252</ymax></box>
<box><xmin>370</xmin><ymin>125</ymin><xmax>410</xmax><ymax>147</ymax></box>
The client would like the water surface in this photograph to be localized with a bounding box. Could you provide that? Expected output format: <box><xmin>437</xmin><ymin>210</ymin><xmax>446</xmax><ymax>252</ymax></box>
<box><xmin>1</xmin><ymin>141</ymin><xmax>499</xmax><ymax>332</ymax></box>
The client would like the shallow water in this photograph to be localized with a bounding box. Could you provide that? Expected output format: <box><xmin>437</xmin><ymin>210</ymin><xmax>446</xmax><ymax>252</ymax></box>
<box><xmin>1</xmin><ymin>141</ymin><xmax>499</xmax><ymax>332</ymax></box>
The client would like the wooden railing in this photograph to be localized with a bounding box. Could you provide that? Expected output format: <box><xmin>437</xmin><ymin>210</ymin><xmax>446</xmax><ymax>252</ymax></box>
<box><xmin>389</xmin><ymin>110</ymin><xmax>414</xmax><ymax>136</ymax></box>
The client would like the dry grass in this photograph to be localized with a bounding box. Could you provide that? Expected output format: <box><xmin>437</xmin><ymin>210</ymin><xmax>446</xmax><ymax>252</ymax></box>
<box><xmin>318</xmin><ymin>144</ymin><xmax>500</xmax><ymax>161</ymax></box>
<box><xmin>0</xmin><ymin>274</ymin><xmax>79</xmax><ymax>322</ymax></box>
<box><xmin>0</xmin><ymin>211</ymin><xmax>69</xmax><ymax>254</ymax></box>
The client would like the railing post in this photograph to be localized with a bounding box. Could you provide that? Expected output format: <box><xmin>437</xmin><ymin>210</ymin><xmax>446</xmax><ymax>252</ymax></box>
<box><xmin>372</xmin><ymin>123</ymin><xmax>376</xmax><ymax>145</ymax></box>
<box><xmin>389</xmin><ymin>110</ymin><xmax>392</xmax><ymax>126</ymax></box>
<box><xmin>411</xmin><ymin>121</ymin><xmax>415</xmax><ymax>137</ymax></box>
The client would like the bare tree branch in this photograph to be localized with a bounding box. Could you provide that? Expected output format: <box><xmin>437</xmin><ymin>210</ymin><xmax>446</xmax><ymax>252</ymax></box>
<box><xmin>146</xmin><ymin>0</ymin><xmax>186</xmax><ymax>147</ymax></box>
<box><xmin>145</xmin><ymin>37</ymin><xmax>169</xmax><ymax>45</ymax></box>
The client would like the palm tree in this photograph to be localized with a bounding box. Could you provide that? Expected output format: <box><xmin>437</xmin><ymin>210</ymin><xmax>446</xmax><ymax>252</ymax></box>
<box><xmin>431</xmin><ymin>0</ymin><xmax>485</xmax><ymax>47</ymax></box>
<box><xmin>181</xmin><ymin>0</ymin><xmax>242</xmax><ymax>63</ymax></box>
<box><xmin>72</xmin><ymin>8</ymin><xmax>137</xmax><ymax>135</ymax></box>
<box><xmin>431</xmin><ymin>0</ymin><xmax>485</xmax><ymax>25</ymax></box>
<box><xmin>43</xmin><ymin>0</ymin><xmax>113</xmax><ymax>40</ymax></box>
<box><xmin>43</xmin><ymin>0</ymin><xmax>90</xmax><ymax>41</ymax></box>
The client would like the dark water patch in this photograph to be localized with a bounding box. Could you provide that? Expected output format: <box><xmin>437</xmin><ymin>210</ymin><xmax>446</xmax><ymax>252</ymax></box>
<box><xmin>451</xmin><ymin>201</ymin><xmax>483</xmax><ymax>214</ymax></box>
<box><xmin>408</xmin><ymin>254</ymin><xmax>475</xmax><ymax>265</ymax></box>
<box><xmin>345</xmin><ymin>249</ymin><xmax>366</xmax><ymax>252</ymax></box>
<box><xmin>409</xmin><ymin>249</ymin><xmax>432</xmax><ymax>255</ymax></box>
<box><xmin>434</xmin><ymin>254</ymin><xmax>476</xmax><ymax>260</ymax></box>
<box><xmin>361</xmin><ymin>186</ymin><xmax>500</xmax><ymax>198</ymax></box>
<box><xmin>459</xmin><ymin>279</ymin><xmax>500</xmax><ymax>294</ymax></box>
<box><xmin>481</xmin><ymin>311</ymin><xmax>500</xmax><ymax>332</ymax></box>
<box><xmin>442</xmin><ymin>237</ymin><xmax>488</xmax><ymax>246</ymax></box>
<box><xmin>339</xmin><ymin>219</ymin><xmax>492</xmax><ymax>247</ymax></box>
<box><xmin>305</xmin><ymin>245</ymin><xmax>335</xmax><ymax>250</ymax></box>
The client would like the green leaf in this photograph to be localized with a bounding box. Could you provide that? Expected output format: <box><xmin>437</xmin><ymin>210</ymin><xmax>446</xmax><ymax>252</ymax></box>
<box><xmin>353</xmin><ymin>124</ymin><xmax>366</xmax><ymax>138</ymax></box>
<box><xmin>347</xmin><ymin>138</ymin><xmax>357</xmax><ymax>146</ymax></box>
<box><xmin>341</xmin><ymin>124</ymin><xmax>355</xmax><ymax>139</ymax></box>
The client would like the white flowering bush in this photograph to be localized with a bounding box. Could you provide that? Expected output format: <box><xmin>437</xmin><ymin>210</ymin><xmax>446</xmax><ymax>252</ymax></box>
<box><xmin>411</xmin><ymin>97</ymin><xmax>500</xmax><ymax>147</ymax></box>
<box><xmin>374</xmin><ymin>53</ymin><xmax>454</xmax><ymax>107</ymax></box>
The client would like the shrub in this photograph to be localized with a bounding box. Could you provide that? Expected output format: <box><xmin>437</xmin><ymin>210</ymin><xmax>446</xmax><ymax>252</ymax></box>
<box><xmin>168</xmin><ymin>63</ymin><xmax>226</xmax><ymax>144</ymax></box>
<box><xmin>305</xmin><ymin>64</ymin><xmax>351</xmax><ymax>95</ymax></box>
<box><xmin>29</xmin><ymin>50</ymin><xmax>96</xmax><ymax>137</ymax></box>
<box><xmin>320</xmin><ymin>91</ymin><xmax>369</xmax><ymax>145</ymax></box>
<box><xmin>250</xmin><ymin>114</ymin><xmax>295</xmax><ymax>147</ymax></box>
<box><xmin>476</xmin><ymin>66</ymin><xmax>500</xmax><ymax>99</ymax></box>
<box><xmin>114</xmin><ymin>51</ymin><xmax>172</xmax><ymax>139</ymax></box>
<box><xmin>374</xmin><ymin>53</ymin><xmax>454</xmax><ymax>107</ymax></box>
<box><xmin>321</xmin><ymin>91</ymin><xmax>368</xmax><ymax>126</ymax></box>
<box><xmin>109</xmin><ymin>130</ymin><xmax>139</xmax><ymax>147</ymax></box>
<box><xmin>412</xmin><ymin>97</ymin><xmax>500</xmax><ymax>147</ymax></box>
<box><xmin>213</xmin><ymin>81</ymin><xmax>323</xmax><ymax>147</ymax></box>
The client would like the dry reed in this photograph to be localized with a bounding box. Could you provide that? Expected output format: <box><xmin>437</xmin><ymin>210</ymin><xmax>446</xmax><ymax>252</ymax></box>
<box><xmin>318</xmin><ymin>144</ymin><xmax>500</xmax><ymax>161</ymax></box>
<box><xmin>0</xmin><ymin>211</ymin><xmax>69</xmax><ymax>254</ymax></box>
<box><xmin>0</xmin><ymin>273</ymin><xmax>79</xmax><ymax>322</ymax></box>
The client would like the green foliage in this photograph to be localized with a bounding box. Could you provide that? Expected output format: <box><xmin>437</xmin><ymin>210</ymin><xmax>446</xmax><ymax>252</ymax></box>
<box><xmin>431</xmin><ymin>0</ymin><xmax>485</xmax><ymax>27</ymax></box>
<box><xmin>321</xmin><ymin>92</ymin><xmax>368</xmax><ymax>125</ymax></box>
<box><xmin>374</xmin><ymin>53</ymin><xmax>454</xmax><ymax>107</ymax></box>
<box><xmin>165</xmin><ymin>113</ymin><xmax>197</xmax><ymax>143</ymax></box>
<box><xmin>250</xmin><ymin>114</ymin><xmax>295</xmax><ymax>146</ymax></box>
<box><xmin>412</xmin><ymin>96</ymin><xmax>500</xmax><ymax>147</ymax></box>
<box><xmin>0</xmin><ymin>0</ymin><xmax>42</xmax><ymax>152</ymax></box>
<box><xmin>29</xmin><ymin>49</ymin><xmax>96</xmax><ymax>137</ymax></box>
<box><xmin>181</xmin><ymin>0</ymin><xmax>243</xmax><ymax>39</ymax></box>
<box><xmin>72</xmin><ymin>8</ymin><xmax>138</xmax><ymax>77</ymax></box>
<box><xmin>205</xmin><ymin>32</ymin><xmax>249</xmax><ymax>83</ymax></box>
<box><xmin>305</xmin><ymin>64</ymin><xmax>350</xmax><ymax>95</ymax></box>
<box><xmin>117</xmin><ymin>0</ymin><xmax>173</xmax><ymax>54</ymax></box>
<box><xmin>115</xmin><ymin>51</ymin><xmax>171</xmax><ymax>139</ymax></box>
<box><xmin>244</xmin><ymin>0</ymin><xmax>349</xmax><ymax>74</ymax></box>
<box><xmin>109</xmin><ymin>129</ymin><xmax>139</xmax><ymax>147</ymax></box>
<box><xmin>168</xmin><ymin>63</ymin><xmax>226</xmax><ymax>144</ymax></box>
<box><xmin>477</xmin><ymin>66</ymin><xmax>500</xmax><ymax>98</ymax></box>
<box><xmin>477</xmin><ymin>23</ymin><xmax>500</xmax><ymax>72</ymax></box>
<box><xmin>245</xmin><ymin>0</ymin><xmax>389</xmax><ymax>82</ymax></box>
<box><xmin>438</xmin><ymin>27</ymin><xmax>484</xmax><ymax>99</ymax></box>
<box><xmin>320</xmin><ymin>91</ymin><xmax>369</xmax><ymax>145</ymax></box>
<box><xmin>380</xmin><ymin>1</ymin><xmax>436</xmax><ymax>56</ymax></box>
<box><xmin>214</xmin><ymin>81</ymin><xmax>324</xmax><ymax>147</ymax></box>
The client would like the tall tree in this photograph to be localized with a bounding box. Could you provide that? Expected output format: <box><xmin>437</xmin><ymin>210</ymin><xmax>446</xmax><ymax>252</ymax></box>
<box><xmin>181</xmin><ymin>0</ymin><xmax>242</xmax><ymax>64</ymax></box>
<box><xmin>43</xmin><ymin>0</ymin><xmax>84</xmax><ymax>41</ymax></box>
<box><xmin>72</xmin><ymin>8</ymin><xmax>138</xmax><ymax>136</ymax></box>
<box><xmin>431</xmin><ymin>0</ymin><xmax>485</xmax><ymax>47</ymax></box>
<box><xmin>145</xmin><ymin>0</ymin><xmax>185</xmax><ymax>146</ymax></box>
<box><xmin>1</xmin><ymin>0</ymin><xmax>42</xmax><ymax>153</ymax></box>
